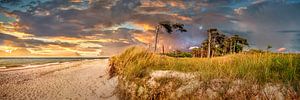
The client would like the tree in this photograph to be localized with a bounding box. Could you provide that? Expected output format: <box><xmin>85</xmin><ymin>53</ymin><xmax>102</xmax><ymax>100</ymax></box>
<box><xmin>201</xmin><ymin>29</ymin><xmax>226</xmax><ymax>57</ymax></box>
<box><xmin>199</xmin><ymin>29</ymin><xmax>249</xmax><ymax>57</ymax></box>
<box><xmin>226</xmin><ymin>35</ymin><xmax>249</xmax><ymax>53</ymax></box>
<box><xmin>210</xmin><ymin>29</ymin><xmax>226</xmax><ymax>56</ymax></box>
<box><xmin>154</xmin><ymin>21</ymin><xmax>187</xmax><ymax>52</ymax></box>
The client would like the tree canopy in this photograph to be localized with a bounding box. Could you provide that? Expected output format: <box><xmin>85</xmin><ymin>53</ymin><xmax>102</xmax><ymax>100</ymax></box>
<box><xmin>193</xmin><ymin>29</ymin><xmax>249</xmax><ymax>57</ymax></box>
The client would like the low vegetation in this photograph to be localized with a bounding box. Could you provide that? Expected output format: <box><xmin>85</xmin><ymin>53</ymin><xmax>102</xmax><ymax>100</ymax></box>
<box><xmin>163</xmin><ymin>50</ymin><xmax>193</xmax><ymax>58</ymax></box>
<box><xmin>110</xmin><ymin>47</ymin><xmax>299</xmax><ymax>84</ymax></box>
<box><xmin>109</xmin><ymin>47</ymin><xmax>300</xmax><ymax>99</ymax></box>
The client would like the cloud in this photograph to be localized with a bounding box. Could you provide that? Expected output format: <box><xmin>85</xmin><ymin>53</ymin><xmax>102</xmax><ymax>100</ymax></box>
<box><xmin>234</xmin><ymin>1</ymin><xmax>300</xmax><ymax>51</ymax></box>
<box><xmin>277</xmin><ymin>30</ymin><xmax>300</xmax><ymax>33</ymax></box>
<box><xmin>1</xmin><ymin>0</ymin><xmax>300</xmax><ymax>56</ymax></box>
<box><xmin>277</xmin><ymin>48</ymin><xmax>287</xmax><ymax>52</ymax></box>
<box><xmin>0</xmin><ymin>33</ymin><xmax>19</xmax><ymax>42</ymax></box>
<box><xmin>234</xmin><ymin>7</ymin><xmax>247</xmax><ymax>15</ymax></box>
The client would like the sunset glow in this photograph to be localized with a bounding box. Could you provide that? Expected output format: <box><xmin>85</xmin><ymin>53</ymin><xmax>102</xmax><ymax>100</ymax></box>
<box><xmin>0</xmin><ymin>0</ymin><xmax>299</xmax><ymax>56</ymax></box>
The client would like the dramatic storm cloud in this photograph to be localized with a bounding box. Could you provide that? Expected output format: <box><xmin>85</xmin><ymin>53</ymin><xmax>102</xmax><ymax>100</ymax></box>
<box><xmin>0</xmin><ymin>0</ymin><xmax>299</xmax><ymax>56</ymax></box>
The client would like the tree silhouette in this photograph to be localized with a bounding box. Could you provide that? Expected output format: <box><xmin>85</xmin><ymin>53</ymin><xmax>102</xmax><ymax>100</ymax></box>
<box><xmin>154</xmin><ymin>21</ymin><xmax>187</xmax><ymax>52</ymax></box>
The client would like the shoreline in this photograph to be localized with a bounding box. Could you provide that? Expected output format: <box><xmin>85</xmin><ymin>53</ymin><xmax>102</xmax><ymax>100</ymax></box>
<box><xmin>0</xmin><ymin>59</ymin><xmax>99</xmax><ymax>72</ymax></box>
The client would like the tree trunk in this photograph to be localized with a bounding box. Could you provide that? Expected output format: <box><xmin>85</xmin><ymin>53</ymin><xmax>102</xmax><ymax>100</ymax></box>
<box><xmin>230</xmin><ymin>39</ymin><xmax>233</xmax><ymax>54</ymax></box>
<box><xmin>200</xmin><ymin>48</ymin><xmax>203</xmax><ymax>58</ymax></box>
<box><xmin>233</xmin><ymin>41</ymin><xmax>236</xmax><ymax>53</ymax></box>
<box><xmin>207</xmin><ymin>30</ymin><xmax>211</xmax><ymax>58</ymax></box>
<box><xmin>162</xmin><ymin>45</ymin><xmax>165</xmax><ymax>54</ymax></box>
<box><xmin>154</xmin><ymin>26</ymin><xmax>160</xmax><ymax>52</ymax></box>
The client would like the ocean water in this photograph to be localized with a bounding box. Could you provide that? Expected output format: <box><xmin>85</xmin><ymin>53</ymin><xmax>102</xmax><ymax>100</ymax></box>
<box><xmin>0</xmin><ymin>58</ymin><xmax>82</xmax><ymax>68</ymax></box>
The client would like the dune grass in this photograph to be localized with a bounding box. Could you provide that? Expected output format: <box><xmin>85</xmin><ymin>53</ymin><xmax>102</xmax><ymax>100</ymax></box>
<box><xmin>109</xmin><ymin>47</ymin><xmax>300</xmax><ymax>85</ymax></box>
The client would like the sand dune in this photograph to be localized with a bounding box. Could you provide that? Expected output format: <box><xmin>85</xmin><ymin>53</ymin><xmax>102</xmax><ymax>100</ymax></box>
<box><xmin>0</xmin><ymin>59</ymin><xmax>117</xmax><ymax>100</ymax></box>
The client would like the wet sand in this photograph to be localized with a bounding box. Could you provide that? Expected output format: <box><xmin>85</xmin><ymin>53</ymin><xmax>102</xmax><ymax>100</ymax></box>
<box><xmin>0</xmin><ymin>59</ymin><xmax>117</xmax><ymax>100</ymax></box>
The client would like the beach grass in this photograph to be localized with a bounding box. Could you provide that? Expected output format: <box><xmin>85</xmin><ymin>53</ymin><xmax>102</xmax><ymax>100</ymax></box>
<box><xmin>110</xmin><ymin>47</ymin><xmax>300</xmax><ymax>84</ymax></box>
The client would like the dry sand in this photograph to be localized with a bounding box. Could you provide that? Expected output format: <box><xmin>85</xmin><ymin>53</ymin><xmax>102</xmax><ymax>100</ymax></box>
<box><xmin>0</xmin><ymin>59</ymin><xmax>117</xmax><ymax>100</ymax></box>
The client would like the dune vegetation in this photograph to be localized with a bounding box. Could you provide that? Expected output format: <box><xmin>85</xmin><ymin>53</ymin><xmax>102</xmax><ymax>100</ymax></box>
<box><xmin>109</xmin><ymin>47</ymin><xmax>300</xmax><ymax>99</ymax></box>
<box><xmin>108</xmin><ymin>25</ymin><xmax>293</xmax><ymax>99</ymax></box>
<box><xmin>110</xmin><ymin>47</ymin><xmax>299</xmax><ymax>84</ymax></box>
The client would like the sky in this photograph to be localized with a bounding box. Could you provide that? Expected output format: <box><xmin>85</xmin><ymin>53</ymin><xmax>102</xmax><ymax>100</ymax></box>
<box><xmin>0</xmin><ymin>0</ymin><xmax>299</xmax><ymax>56</ymax></box>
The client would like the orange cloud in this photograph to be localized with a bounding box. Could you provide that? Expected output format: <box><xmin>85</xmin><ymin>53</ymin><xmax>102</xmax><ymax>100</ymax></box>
<box><xmin>33</xmin><ymin>51</ymin><xmax>80</xmax><ymax>57</ymax></box>
<box><xmin>133</xmin><ymin>31</ymin><xmax>154</xmax><ymax>44</ymax></box>
<box><xmin>132</xmin><ymin>22</ymin><xmax>156</xmax><ymax>31</ymax></box>
<box><xmin>50</xmin><ymin>36</ymin><xmax>81</xmax><ymax>41</ymax></box>
<box><xmin>0</xmin><ymin>40</ymin><xmax>19</xmax><ymax>53</ymax></box>
<box><xmin>0</xmin><ymin>21</ymin><xmax>107</xmax><ymax>56</ymax></box>
<box><xmin>0</xmin><ymin>48</ymin><xmax>32</xmax><ymax>57</ymax></box>
<box><xmin>141</xmin><ymin>1</ymin><xmax>165</xmax><ymax>8</ymax></box>
<box><xmin>132</xmin><ymin>29</ymin><xmax>182</xmax><ymax>52</ymax></box>
<box><xmin>26</xmin><ymin>45</ymin><xmax>79</xmax><ymax>56</ymax></box>
<box><xmin>3</xmin><ymin>40</ymin><xmax>14</xmax><ymax>46</ymax></box>
<box><xmin>69</xmin><ymin>0</ymin><xmax>94</xmax><ymax>3</ymax></box>
<box><xmin>170</xmin><ymin>14</ymin><xmax>192</xmax><ymax>21</ymax></box>
<box><xmin>169</xmin><ymin>1</ymin><xmax>186</xmax><ymax>9</ymax></box>
<box><xmin>0</xmin><ymin>22</ymin><xmax>34</xmax><ymax>38</ymax></box>
<box><xmin>141</xmin><ymin>1</ymin><xmax>186</xmax><ymax>9</ymax></box>
<box><xmin>26</xmin><ymin>43</ymin><xmax>103</xmax><ymax>57</ymax></box>
<box><xmin>69</xmin><ymin>0</ymin><xmax>83</xmax><ymax>3</ymax></box>
<box><xmin>32</xmin><ymin>36</ymin><xmax>119</xmax><ymax>44</ymax></box>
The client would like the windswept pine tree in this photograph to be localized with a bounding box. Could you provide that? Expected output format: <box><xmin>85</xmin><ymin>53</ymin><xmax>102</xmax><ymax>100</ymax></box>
<box><xmin>226</xmin><ymin>35</ymin><xmax>249</xmax><ymax>53</ymax></box>
<box><xmin>196</xmin><ymin>29</ymin><xmax>249</xmax><ymax>57</ymax></box>
<box><xmin>154</xmin><ymin>21</ymin><xmax>187</xmax><ymax>52</ymax></box>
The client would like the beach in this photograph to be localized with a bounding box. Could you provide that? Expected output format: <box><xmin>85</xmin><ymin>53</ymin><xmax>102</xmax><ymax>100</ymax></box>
<box><xmin>0</xmin><ymin>59</ymin><xmax>117</xmax><ymax>100</ymax></box>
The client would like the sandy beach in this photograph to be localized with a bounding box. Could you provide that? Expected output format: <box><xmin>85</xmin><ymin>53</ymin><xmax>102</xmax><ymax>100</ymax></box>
<box><xmin>0</xmin><ymin>59</ymin><xmax>117</xmax><ymax>100</ymax></box>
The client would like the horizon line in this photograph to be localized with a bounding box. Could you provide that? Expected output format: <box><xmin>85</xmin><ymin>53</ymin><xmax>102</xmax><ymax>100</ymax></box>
<box><xmin>0</xmin><ymin>56</ymin><xmax>110</xmax><ymax>59</ymax></box>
